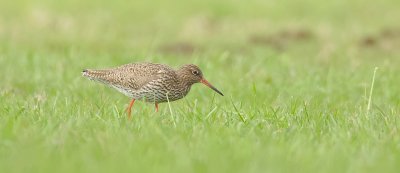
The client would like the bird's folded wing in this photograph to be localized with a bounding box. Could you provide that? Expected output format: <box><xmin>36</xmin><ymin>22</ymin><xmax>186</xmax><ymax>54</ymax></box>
<box><xmin>86</xmin><ymin>63</ymin><xmax>176</xmax><ymax>90</ymax></box>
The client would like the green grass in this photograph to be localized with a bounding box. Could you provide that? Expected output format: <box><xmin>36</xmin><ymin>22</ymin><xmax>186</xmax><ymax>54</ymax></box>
<box><xmin>1</xmin><ymin>0</ymin><xmax>400</xmax><ymax>173</ymax></box>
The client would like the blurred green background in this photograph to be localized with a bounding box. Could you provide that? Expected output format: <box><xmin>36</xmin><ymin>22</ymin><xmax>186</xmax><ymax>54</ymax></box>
<box><xmin>1</xmin><ymin>0</ymin><xmax>400</xmax><ymax>173</ymax></box>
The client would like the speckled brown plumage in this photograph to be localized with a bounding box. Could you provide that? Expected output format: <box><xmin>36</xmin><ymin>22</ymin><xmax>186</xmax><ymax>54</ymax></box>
<box><xmin>82</xmin><ymin>62</ymin><xmax>223</xmax><ymax>118</ymax></box>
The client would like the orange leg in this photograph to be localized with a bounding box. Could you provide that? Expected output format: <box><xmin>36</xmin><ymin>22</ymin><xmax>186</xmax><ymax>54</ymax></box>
<box><xmin>155</xmin><ymin>103</ymin><xmax>159</xmax><ymax>112</ymax></box>
<box><xmin>127</xmin><ymin>99</ymin><xmax>135</xmax><ymax>119</ymax></box>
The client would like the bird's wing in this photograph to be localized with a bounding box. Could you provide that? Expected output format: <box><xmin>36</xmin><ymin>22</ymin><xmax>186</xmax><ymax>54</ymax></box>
<box><xmin>83</xmin><ymin>63</ymin><xmax>176</xmax><ymax>90</ymax></box>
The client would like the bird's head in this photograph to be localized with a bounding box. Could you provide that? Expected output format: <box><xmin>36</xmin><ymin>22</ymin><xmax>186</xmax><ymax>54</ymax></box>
<box><xmin>178</xmin><ymin>64</ymin><xmax>224</xmax><ymax>96</ymax></box>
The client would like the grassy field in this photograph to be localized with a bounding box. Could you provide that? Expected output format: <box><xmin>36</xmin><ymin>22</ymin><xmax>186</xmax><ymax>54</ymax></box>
<box><xmin>1</xmin><ymin>0</ymin><xmax>400</xmax><ymax>172</ymax></box>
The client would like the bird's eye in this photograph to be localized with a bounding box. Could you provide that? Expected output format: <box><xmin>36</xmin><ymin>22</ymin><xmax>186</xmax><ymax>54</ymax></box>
<box><xmin>192</xmin><ymin>70</ymin><xmax>199</xmax><ymax>76</ymax></box>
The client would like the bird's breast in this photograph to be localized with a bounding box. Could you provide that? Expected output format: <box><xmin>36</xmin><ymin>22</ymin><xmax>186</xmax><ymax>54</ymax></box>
<box><xmin>133</xmin><ymin>80</ymin><xmax>191</xmax><ymax>103</ymax></box>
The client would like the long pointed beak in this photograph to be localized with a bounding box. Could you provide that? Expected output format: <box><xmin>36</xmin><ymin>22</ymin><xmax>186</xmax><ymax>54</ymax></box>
<box><xmin>200</xmin><ymin>79</ymin><xmax>224</xmax><ymax>96</ymax></box>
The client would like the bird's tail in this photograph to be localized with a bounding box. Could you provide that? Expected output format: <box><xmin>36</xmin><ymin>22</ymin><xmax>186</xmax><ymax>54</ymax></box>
<box><xmin>82</xmin><ymin>69</ymin><xmax>90</xmax><ymax>77</ymax></box>
<box><xmin>82</xmin><ymin>69</ymin><xmax>110</xmax><ymax>82</ymax></box>
<box><xmin>82</xmin><ymin>69</ymin><xmax>94</xmax><ymax>79</ymax></box>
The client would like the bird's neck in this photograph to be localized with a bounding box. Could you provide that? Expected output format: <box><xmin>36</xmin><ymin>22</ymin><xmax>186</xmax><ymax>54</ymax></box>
<box><xmin>176</xmin><ymin>71</ymin><xmax>195</xmax><ymax>91</ymax></box>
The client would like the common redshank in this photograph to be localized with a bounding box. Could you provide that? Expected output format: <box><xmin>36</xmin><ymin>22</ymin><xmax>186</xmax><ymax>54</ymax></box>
<box><xmin>82</xmin><ymin>62</ymin><xmax>223</xmax><ymax>118</ymax></box>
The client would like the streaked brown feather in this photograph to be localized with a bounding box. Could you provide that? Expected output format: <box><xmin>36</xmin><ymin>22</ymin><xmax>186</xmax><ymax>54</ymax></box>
<box><xmin>83</xmin><ymin>62</ymin><xmax>175</xmax><ymax>90</ymax></box>
<box><xmin>82</xmin><ymin>62</ymin><xmax>222</xmax><ymax>103</ymax></box>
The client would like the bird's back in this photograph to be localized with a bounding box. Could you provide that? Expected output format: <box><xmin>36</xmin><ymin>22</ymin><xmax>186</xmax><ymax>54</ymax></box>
<box><xmin>83</xmin><ymin>62</ymin><xmax>174</xmax><ymax>89</ymax></box>
<box><xmin>82</xmin><ymin>62</ymin><xmax>187</xmax><ymax>102</ymax></box>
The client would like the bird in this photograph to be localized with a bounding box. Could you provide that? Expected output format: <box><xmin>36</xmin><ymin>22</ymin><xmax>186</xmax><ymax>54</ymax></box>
<box><xmin>82</xmin><ymin>62</ymin><xmax>223</xmax><ymax>118</ymax></box>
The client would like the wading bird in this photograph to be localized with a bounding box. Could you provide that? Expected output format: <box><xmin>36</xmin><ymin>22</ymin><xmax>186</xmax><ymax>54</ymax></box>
<box><xmin>82</xmin><ymin>62</ymin><xmax>223</xmax><ymax>118</ymax></box>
